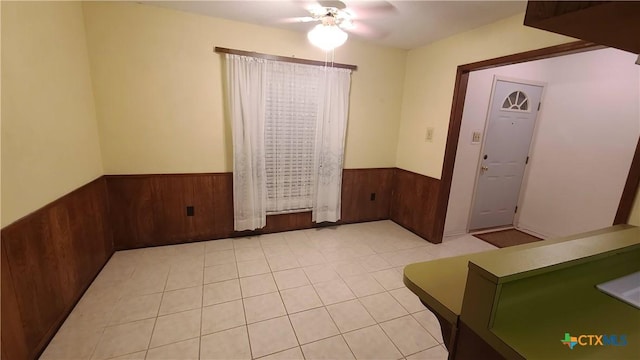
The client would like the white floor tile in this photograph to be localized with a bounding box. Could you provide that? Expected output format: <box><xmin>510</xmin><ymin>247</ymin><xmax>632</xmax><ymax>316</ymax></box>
<box><xmin>331</xmin><ymin>261</ymin><xmax>367</xmax><ymax>278</ymax></box>
<box><xmin>158</xmin><ymin>286</ymin><xmax>202</xmax><ymax>316</ymax></box>
<box><xmin>205</xmin><ymin>239</ymin><xmax>233</xmax><ymax>252</ymax></box>
<box><xmin>107</xmin><ymin>350</ymin><xmax>147</xmax><ymax>359</ymax></box>
<box><xmin>124</xmin><ymin>267</ymin><xmax>169</xmax><ymax>296</ymax></box>
<box><xmin>235</xmin><ymin>247</ymin><xmax>266</xmax><ymax>262</ymax></box>
<box><xmin>326</xmin><ymin>299</ymin><xmax>376</xmax><ymax>333</ymax></box>
<box><xmin>240</xmin><ymin>273</ymin><xmax>278</xmax><ymax>297</ymax></box>
<box><xmin>258</xmin><ymin>346</ymin><xmax>304</xmax><ymax>360</ymax></box>
<box><xmin>267</xmin><ymin>254</ymin><xmax>301</xmax><ymax>271</ymax></box>
<box><xmin>40</xmin><ymin>324</ymin><xmax>104</xmax><ymax>360</ymax></box>
<box><xmin>201</xmin><ymin>299</ymin><xmax>246</xmax><ymax>335</ymax></box>
<box><xmin>262</xmin><ymin>244</ymin><xmax>292</xmax><ymax>258</ymax></box>
<box><xmin>380</xmin><ymin>315</ymin><xmax>438</xmax><ymax>356</ymax></box>
<box><xmin>248</xmin><ymin>316</ymin><xmax>299</xmax><ymax>358</ymax></box>
<box><xmin>342</xmin><ymin>274</ymin><xmax>386</xmax><ymax>298</ymax></box>
<box><xmin>109</xmin><ymin>293</ymin><xmax>162</xmax><ymax>325</ymax></box>
<box><xmin>273</xmin><ymin>268</ymin><xmax>310</xmax><ymax>290</ymax></box>
<box><xmin>205</xmin><ymin>250</ymin><xmax>236</xmax><ymax>266</ymax></box>
<box><xmin>164</xmin><ymin>268</ymin><xmax>203</xmax><ymax>291</ymax></box>
<box><xmin>359</xmin><ymin>292</ymin><xmax>408</xmax><ymax>322</ymax></box>
<box><xmin>289</xmin><ymin>307</ymin><xmax>339</xmax><ymax>344</ymax></box>
<box><xmin>359</xmin><ymin>254</ymin><xmax>393</xmax><ymax>273</ymax></box>
<box><xmin>303</xmin><ymin>265</ymin><xmax>340</xmax><ymax>284</ymax></box>
<box><xmin>405</xmin><ymin>345</ymin><xmax>448</xmax><ymax>360</ymax></box>
<box><xmin>313</xmin><ymin>279</ymin><xmax>356</xmax><ymax>305</ymax></box>
<box><xmin>243</xmin><ymin>292</ymin><xmax>287</xmax><ymax>324</ymax></box>
<box><xmin>201</xmin><ymin>326</ymin><xmax>251</xmax><ymax>360</ymax></box>
<box><xmin>233</xmin><ymin>237</ymin><xmax>262</xmax><ymax>249</ymax></box>
<box><xmin>412</xmin><ymin>310</ymin><xmax>445</xmax><ymax>343</ymax></box>
<box><xmin>343</xmin><ymin>325</ymin><xmax>402</xmax><ymax>360</ymax></box>
<box><xmin>371</xmin><ymin>269</ymin><xmax>405</xmax><ymax>291</ymax></box>
<box><xmin>204</xmin><ymin>263</ymin><xmax>238</xmax><ymax>283</ymax></box>
<box><xmin>301</xmin><ymin>335</ymin><xmax>355</xmax><ymax>360</ymax></box>
<box><xmin>237</xmin><ymin>258</ymin><xmax>271</xmax><ymax>277</ymax></box>
<box><xmin>389</xmin><ymin>287</ymin><xmax>427</xmax><ymax>313</ymax></box>
<box><xmin>280</xmin><ymin>285</ymin><xmax>324</xmax><ymax>314</ymax></box>
<box><xmin>203</xmin><ymin>279</ymin><xmax>241</xmax><ymax>306</ymax></box>
<box><xmin>145</xmin><ymin>337</ymin><xmax>199</xmax><ymax>360</ymax></box>
<box><xmin>92</xmin><ymin>319</ymin><xmax>155</xmax><ymax>360</ymax></box>
<box><xmin>149</xmin><ymin>309</ymin><xmax>200</xmax><ymax>348</ymax></box>
<box><xmin>295</xmin><ymin>251</ymin><xmax>327</xmax><ymax>267</ymax></box>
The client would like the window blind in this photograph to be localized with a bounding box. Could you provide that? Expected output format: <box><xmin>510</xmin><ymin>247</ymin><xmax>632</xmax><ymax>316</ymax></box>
<box><xmin>264</xmin><ymin>62</ymin><xmax>322</xmax><ymax>213</ymax></box>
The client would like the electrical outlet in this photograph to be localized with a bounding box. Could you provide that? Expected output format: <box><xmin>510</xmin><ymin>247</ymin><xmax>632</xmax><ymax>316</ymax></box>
<box><xmin>425</xmin><ymin>127</ymin><xmax>434</xmax><ymax>142</ymax></box>
<box><xmin>186</xmin><ymin>206</ymin><xmax>194</xmax><ymax>216</ymax></box>
<box><xmin>472</xmin><ymin>131</ymin><xmax>482</xmax><ymax>144</ymax></box>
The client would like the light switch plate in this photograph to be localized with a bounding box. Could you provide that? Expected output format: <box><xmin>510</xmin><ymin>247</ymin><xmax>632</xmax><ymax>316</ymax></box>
<box><xmin>472</xmin><ymin>131</ymin><xmax>482</xmax><ymax>144</ymax></box>
<box><xmin>425</xmin><ymin>127</ymin><xmax>434</xmax><ymax>142</ymax></box>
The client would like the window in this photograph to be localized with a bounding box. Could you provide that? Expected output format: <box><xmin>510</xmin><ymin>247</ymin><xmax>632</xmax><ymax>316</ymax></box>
<box><xmin>226</xmin><ymin>53</ymin><xmax>352</xmax><ymax>231</ymax></box>
<box><xmin>501</xmin><ymin>90</ymin><xmax>529</xmax><ymax>111</ymax></box>
<box><xmin>264</xmin><ymin>62</ymin><xmax>321</xmax><ymax>214</ymax></box>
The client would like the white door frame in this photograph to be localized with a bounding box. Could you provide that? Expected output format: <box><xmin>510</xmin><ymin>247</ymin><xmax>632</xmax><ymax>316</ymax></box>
<box><xmin>466</xmin><ymin>75</ymin><xmax>547</xmax><ymax>232</ymax></box>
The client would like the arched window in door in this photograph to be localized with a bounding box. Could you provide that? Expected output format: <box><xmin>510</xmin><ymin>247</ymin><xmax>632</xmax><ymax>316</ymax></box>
<box><xmin>501</xmin><ymin>90</ymin><xmax>529</xmax><ymax>111</ymax></box>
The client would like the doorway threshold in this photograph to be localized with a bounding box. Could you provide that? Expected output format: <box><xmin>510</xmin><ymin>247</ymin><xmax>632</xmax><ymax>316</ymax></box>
<box><xmin>470</xmin><ymin>225</ymin><xmax>515</xmax><ymax>235</ymax></box>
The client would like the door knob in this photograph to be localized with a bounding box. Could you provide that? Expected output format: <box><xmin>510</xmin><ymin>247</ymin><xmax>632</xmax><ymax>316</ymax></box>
<box><xmin>481</xmin><ymin>165</ymin><xmax>489</xmax><ymax>171</ymax></box>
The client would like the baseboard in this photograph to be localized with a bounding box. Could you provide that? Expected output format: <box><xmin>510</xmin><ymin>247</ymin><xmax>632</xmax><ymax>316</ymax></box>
<box><xmin>443</xmin><ymin>229</ymin><xmax>469</xmax><ymax>238</ymax></box>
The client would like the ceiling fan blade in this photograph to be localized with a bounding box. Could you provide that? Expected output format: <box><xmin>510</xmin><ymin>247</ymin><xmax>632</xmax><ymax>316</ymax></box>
<box><xmin>318</xmin><ymin>0</ymin><xmax>347</xmax><ymax>10</ymax></box>
<box><xmin>344</xmin><ymin>1</ymin><xmax>396</xmax><ymax>19</ymax></box>
<box><xmin>343</xmin><ymin>21</ymin><xmax>388</xmax><ymax>39</ymax></box>
<box><xmin>277</xmin><ymin>16</ymin><xmax>317</xmax><ymax>24</ymax></box>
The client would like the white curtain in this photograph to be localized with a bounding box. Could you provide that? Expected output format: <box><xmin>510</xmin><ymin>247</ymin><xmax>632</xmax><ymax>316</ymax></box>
<box><xmin>312</xmin><ymin>68</ymin><xmax>352</xmax><ymax>223</ymax></box>
<box><xmin>226</xmin><ymin>53</ymin><xmax>352</xmax><ymax>229</ymax></box>
<box><xmin>226</xmin><ymin>54</ymin><xmax>267</xmax><ymax>231</ymax></box>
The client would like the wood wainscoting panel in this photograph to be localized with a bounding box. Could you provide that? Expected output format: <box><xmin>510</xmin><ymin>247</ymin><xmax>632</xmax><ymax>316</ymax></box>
<box><xmin>390</xmin><ymin>168</ymin><xmax>441</xmax><ymax>243</ymax></box>
<box><xmin>107</xmin><ymin>169</ymin><xmax>394</xmax><ymax>249</ymax></box>
<box><xmin>107</xmin><ymin>173</ymin><xmax>234</xmax><ymax>249</ymax></box>
<box><xmin>1</xmin><ymin>240</ymin><xmax>29</xmax><ymax>360</ymax></box>
<box><xmin>341</xmin><ymin>168</ymin><xmax>394</xmax><ymax>223</ymax></box>
<box><xmin>1</xmin><ymin>177</ymin><xmax>113</xmax><ymax>360</ymax></box>
<box><xmin>263</xmin><ymin>212</ymin><xmax>314</xmax><ymax>233</ymax></box>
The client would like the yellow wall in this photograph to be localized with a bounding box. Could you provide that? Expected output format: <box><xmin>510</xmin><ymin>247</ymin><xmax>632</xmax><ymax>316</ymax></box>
<box><xmin>82</xmin><ymin>2</ymin><xmax>406</xmax><ymax>174</ymax></box>
<box><xmin>396</xmin><ymin>13</ymin><xmax>574</xmax><ymax>178</ymax></box>
<box><xmin>1</xmin><ymin>1</ymin><xmax>103</xmax><ymax>227</ymax></box>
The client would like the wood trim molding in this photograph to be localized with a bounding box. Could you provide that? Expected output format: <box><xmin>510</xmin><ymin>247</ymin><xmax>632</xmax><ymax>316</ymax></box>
<box><xmin>214</xmin><ymin>47</ymin><xmax>358</xmax><ymax>70</ymax></box>
<box><xmin>435</xmin><ymin>40</ymin><xmax>639</xmax><ymax>243</ymax></box>
<box><xmin>614</xmin><ymin>136</ymin><xmax>640</xmax><ymax>224</ymax></box>
<box><xmin>459</xmin><ymin>40</ymin><xmax>603</xmax><ymax>72</ymax></box>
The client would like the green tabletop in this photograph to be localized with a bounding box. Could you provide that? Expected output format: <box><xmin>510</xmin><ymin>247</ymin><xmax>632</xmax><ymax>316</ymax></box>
<box><xmin>403</xmin><ymin>225</ymin><xmax>634</xmax><ymax>325</ymax></box>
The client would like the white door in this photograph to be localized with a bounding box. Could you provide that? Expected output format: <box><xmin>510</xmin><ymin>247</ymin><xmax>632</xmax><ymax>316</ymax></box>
<box><xmin>469</xmin><ymin>79</ymin><xmax>544</xmax><ymax>230</ymax></box>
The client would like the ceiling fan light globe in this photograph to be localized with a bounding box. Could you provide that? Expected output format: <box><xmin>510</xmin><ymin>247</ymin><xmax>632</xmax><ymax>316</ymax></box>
<box><xmin>308</xmin><ymin>23</ymin><xmax>348</xmax><ymax>51</ymax></box>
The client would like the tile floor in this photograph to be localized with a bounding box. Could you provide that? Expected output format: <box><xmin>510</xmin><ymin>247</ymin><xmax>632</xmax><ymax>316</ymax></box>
<box><xmin>41</xmin><ymin>220</ymin><xmax>497</xmax><ymax>360</ymax></box>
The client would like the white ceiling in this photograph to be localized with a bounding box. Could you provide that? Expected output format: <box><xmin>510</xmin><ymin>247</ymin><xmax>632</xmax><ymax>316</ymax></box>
<box><xmin>145</xmin><ymin>1</ymin><xmax>528</xmax><ymax>50</ymax></box>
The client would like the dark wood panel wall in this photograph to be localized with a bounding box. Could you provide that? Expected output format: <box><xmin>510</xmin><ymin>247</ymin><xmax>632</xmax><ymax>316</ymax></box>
<box><xmin>107</xmin><ymin>168</ymin><xmax>396</xmax><ymax>249</ymax></box>
<box><xmin>390</xmin><ymin>168</ymin><xmax>442</xmax><ymax>243</ymax></box>
<box><xmin>107</xmin><ymin>173</ymin><xmax>234</xmax><ymax>249</ymax></box>
<box><xmin>524</xmin><ymin>1</ymin><xmax>640</xmax><ymax>54</ymax></box>
<box><xmin>1</xmin><ymin>177</ymin><xmax>114</xmax><ymax>360</ymax></box>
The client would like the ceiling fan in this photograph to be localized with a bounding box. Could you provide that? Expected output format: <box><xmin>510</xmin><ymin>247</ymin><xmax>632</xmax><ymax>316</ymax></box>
<box><xmin>282</xmin><ymin>1</ymin><xmax>395</xmax><ymax>50</ymax></box>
